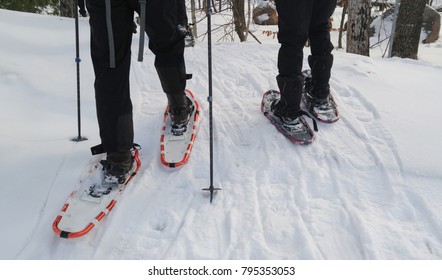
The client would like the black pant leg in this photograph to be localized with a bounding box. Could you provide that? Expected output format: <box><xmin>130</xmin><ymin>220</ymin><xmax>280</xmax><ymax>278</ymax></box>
<box><xmin>276</xmin><ymin>0</ymin><xmax>313</xmax><ymax>77</ymax></box>
<box><xmin>177</xmin><ymin>0</ymin><xmax>188</xmax><ymax>26</ymax></box>
<box><xmin>307</xmin><ymin>0</ymin><xmax>337</xmax><ymax>96</ymax></box>
<box><xmin>309</xmin><ymin>0</ymin><xmax>337</xmax><ymax>56</ymax></box>
<box><xmin>86</xmin><ymin>0</ymin><xmax>135</xmax><ymax>153</ymax></box>
<box><xmin>145</xmin><ymin>0</ymin><xmax>186</xmax><ymax>95</ymax></box>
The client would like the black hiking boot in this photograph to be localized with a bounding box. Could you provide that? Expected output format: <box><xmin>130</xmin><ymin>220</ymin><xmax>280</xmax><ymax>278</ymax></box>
<box><xmin>88</xmin><ymin>152</ymin><xmax>134</xmax><ymax>198</ymax></box>
<box><xmin>302</xmin><ymin>68</ymin><xmax>339</xmax><ymax>123</ymax></box>
<box><xmin>167</xmin><ymin>94</ymin><xmax>194</xmax><ymax>136</ymax></box>
<box><xmin>271</xmin><ymin>99</ymin><xmax>312</xmax><ymax>132</ymax></box>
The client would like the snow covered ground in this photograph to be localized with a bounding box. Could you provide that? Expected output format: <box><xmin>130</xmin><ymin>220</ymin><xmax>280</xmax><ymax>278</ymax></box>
<box><xmin>1</xmin><ymin>5</ymin><xmax>442</xmax><ymax>279</ymax></box>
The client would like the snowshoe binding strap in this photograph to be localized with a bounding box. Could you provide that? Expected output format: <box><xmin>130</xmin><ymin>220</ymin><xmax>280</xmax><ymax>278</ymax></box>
<box><xmin>299</xmin><ymin>110</ymin><xmax>318</xmax><ymax>132</ymax></box>
<box><xmin>90</xmin><ymin>143</ymin><xmax>141</xmax><ymax>155</ymax></box>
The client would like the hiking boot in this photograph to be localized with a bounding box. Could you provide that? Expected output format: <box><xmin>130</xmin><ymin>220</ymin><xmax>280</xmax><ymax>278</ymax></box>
<box><xmin>304</xmin><ymin>93</ymin><xmax>338</xmax><ymax>121</ymax></box>
<box><xmin>271</xmin><ymin>98</ymin><xmax>310</xmax><ymax>127</ymax></box>
<box><xmin>88</xmin><ymin>153</ymin><xmax>134</xmax><ymax>198</ymax></box>
<box><xmin>167</xmin><ymin>94</ymin><xmax>194</xmax><ymax>136</ymax></box>
<box><xmin>278</xmin><ymin>114</ymin><xmax>306</xmax><ymax>132</ymax></box>
<box><xmin>303</xmin><ymin>70</ymin><xmax>339</xmax><ymax>123</ymax></box>
<box><xmin>268</xmin><ymin>98</ymin><xmax>317</xmax><ymax>144</ymax></box>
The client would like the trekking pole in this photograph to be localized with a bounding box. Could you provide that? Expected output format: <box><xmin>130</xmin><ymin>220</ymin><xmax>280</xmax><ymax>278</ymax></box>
<box><xmin>202</xmin><ymin>0</ymin><xmax>221</xmax><ymax>203</ymax></box>
<box><xmin>72</xmin><ymin>0</ymin><xmax>87</xmax><ymax>142</ymax></box>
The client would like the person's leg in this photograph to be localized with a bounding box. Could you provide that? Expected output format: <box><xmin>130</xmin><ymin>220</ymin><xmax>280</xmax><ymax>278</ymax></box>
<box><xmin>146</xmin><ymin>0</ymin><xmax>186</xmax><ymax>96</ymax></box>
<box><xmin>275</xmin><ymin>0</ymin><xmax>313</xmax><ymax>115</ymax></box>
<box><xmin>308</xmin><ymin>0</ymin><xmax>337</xmax><ymax>98</ymax></box>
<box><xmin>145</xmin><ymin>0</ymin><xmax>191</xmax><ymax>128</ymax></box>
<box><xmin>177</xmin><ymin>0</ymin><xmax>188</xmax><ymax>26</ymax></box>
<box><xmin>86</xmin><ymin>0</ymin><xmax>135</xmax><ymax>165</ymax></box>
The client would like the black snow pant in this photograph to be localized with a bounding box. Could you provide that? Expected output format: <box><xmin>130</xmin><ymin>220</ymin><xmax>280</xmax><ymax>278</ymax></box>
<box><xmin>177</xmin><ymin>0</ymin><xmax>188</xmax><ymax>26</ymax></box>
<box><xmin>78</xmin><ymin>0</ymin><xmax>86</xmax><ymax>14</ymax></box>
<box><xmin>276</xmin><ymin>0</ymin><xmax>336</xmax><ymax>109</ymax></box>
<box><xmin>86</xmin><ymin>0</ymin><xmax>186</xmax><ymax>155</ymax></box>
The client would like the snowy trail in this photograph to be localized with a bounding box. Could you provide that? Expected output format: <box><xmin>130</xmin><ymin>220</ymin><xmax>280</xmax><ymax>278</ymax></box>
<box><xmin>75</xmin><ymin>43</ymin><xmax>441</xmax><ymax>260</ymax></box>
<box><xmin>35</xmin><ymin>44</ymin><xmax>442</xmax><ymax>259</ymax></box>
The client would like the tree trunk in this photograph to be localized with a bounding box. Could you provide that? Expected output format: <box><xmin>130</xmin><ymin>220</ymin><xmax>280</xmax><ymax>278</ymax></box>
<box><xmin>190</xmin><ymin>0</ymin><xmax>198</xmax><ymax>37</ymax></box>
<box><xmin>346</xmin><ymin>0</ymin><xmax>371</xmax><ymax>56</ymax></box>
<box><xmin>231</xmin><ymin>0</ymin><xmax>247</xmax><ymax>41</ymax></box>
<box><xmin>391</xmin><ymin>0</ymin><xmax>427</xmax><ymax>59</ymax></box>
